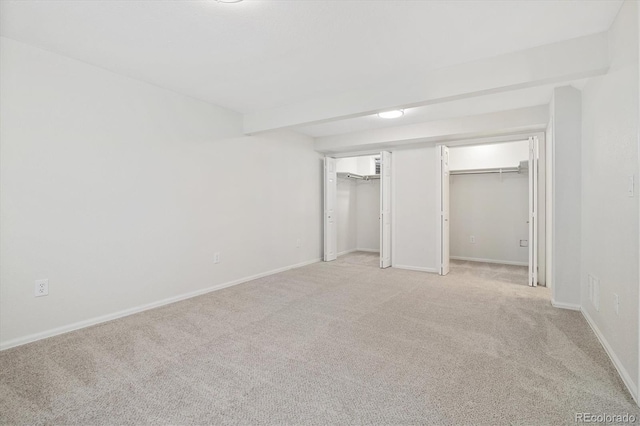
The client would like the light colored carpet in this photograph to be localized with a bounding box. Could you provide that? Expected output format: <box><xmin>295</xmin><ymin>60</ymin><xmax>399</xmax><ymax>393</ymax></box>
<box><xmin>1</xmin><ymin>252</ymin><xmax>638</xmax><ymax>425</ymax></box>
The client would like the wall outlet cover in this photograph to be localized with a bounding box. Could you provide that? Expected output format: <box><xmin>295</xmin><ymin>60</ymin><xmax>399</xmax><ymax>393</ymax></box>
<box><xmin>35</xmin><ymin>279</ymin><xmax>49</xmax><ymax>297</ymax></box>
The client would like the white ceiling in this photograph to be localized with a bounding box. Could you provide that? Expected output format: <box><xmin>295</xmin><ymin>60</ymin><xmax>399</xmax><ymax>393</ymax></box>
<box><xmin>296</xmin><ymin>79</ymin><xmax>590</xmax><ymax>138</ymax></box>
<box><xmin>296</xmin><ymin>84</ymin><xmax>555</xmax><ymax>138</ymax></box>
<box><xmin>1</xmin><ymin>0</ymin><xmax>623</xmax><ymax>118</ymax></box>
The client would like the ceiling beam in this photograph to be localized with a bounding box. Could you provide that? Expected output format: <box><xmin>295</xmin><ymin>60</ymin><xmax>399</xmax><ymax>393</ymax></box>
<box><xmin>314</xmin><ymin>105</ymin><xmax>549</xmax><ymax>154</ymax></box>
<box><xmin>244</xmin><ymin>32</ymin><xmax>608</xmax><ymax>135</ymax></box>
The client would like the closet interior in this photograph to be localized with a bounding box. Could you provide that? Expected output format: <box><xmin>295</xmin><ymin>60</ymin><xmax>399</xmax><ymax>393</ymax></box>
<box><xmin>335</xmin><ymin>155</ymin><xmax>381</xmax><ymax>258</ymax></box>
<box><xmin>448</xmin><ymin>141</ymin><xmax>530</xmax><ymax>268</ymax></box>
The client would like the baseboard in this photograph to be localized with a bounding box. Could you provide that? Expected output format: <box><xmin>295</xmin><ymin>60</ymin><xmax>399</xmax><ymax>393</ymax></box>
<box><xmin>450</xmin><ymin>256</ymin><xmax>528</xmax><ymax>267</ymax></box>
<box><xmin>581</xmin><ymin>308</ymin><xmax>638</xmax><ymax>404</ymax></box>
<box><xmin>551</xmin><ymin>300</ymin><xmax>581</xmax><ymax>311</ymax></box>
<box><xmin>0</xmin><ymin>257</ymin><xmax>322</xmax><ymax>351</ymax></box>
<box><xmin>393</xmin><ymin>264</ymin><xmax>439</xmax><ymax>274</ymax></box>
<box><xmin>337</xmin><ymin>249</ymin><xmax>357</xmax><ymax>257</ymax></box>
<box><xmin>356</xmin><ymin>248</ymin><xmax>380</xmax><ymax>253</ymax></box>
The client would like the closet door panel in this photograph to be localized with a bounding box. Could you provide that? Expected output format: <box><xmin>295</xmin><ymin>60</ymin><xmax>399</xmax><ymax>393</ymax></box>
<box><xmin>380</xmin><ymin>151</ymin><xmax>392</xmax><ymax>268</ymax></box>
<box><xmin>324</xmin><ymin>157</ymin><xmax>337</xmax><ymax>261</ymax></box>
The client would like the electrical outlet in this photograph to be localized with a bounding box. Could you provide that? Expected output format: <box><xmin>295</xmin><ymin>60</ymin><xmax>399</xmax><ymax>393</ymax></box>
<box><xmin>470</xmin><ymin>236</ymin><xmax>475</xmax><ymax>244</ymax></box>
<box><xmin>213</xmin><ymin>252</ymin><xmax>221</xmax><ymax>264</ymax></box>
<box><xmin>296</xmin><ymin>239</ymin><xmax>301</xmax><ymax>248</ymax></box>
<box><xmin>35</xmin><ymin>279</ymin><xmax>48</xmax><ymax>297</ymax></box>
<box><xmin>614</xmin><ymin>293</ymin><xmax>619</xmax><ymax>315</ymax></box>
<box><xmin>628</xmin><ymin>175</ymin><xmax>635</xmax><ymax>197</ymax></box>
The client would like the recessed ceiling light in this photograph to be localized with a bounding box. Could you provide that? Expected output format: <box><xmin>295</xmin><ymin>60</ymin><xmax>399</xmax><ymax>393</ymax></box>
<box><xmin>378</xmin><ymin>110</ymin><xmax>404</xmax><ymax>119</ymax></box>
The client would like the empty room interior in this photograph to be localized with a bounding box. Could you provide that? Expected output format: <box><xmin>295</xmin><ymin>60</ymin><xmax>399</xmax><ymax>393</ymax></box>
<box><xmin>1</xmin><ymin>0</ymin><xmax>640</xmax><ymax>424</ymax></box>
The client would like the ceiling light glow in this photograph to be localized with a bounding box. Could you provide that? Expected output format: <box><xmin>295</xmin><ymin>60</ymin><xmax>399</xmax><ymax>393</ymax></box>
<box><xmin>215</xmin><ymin>0</ymin><xmax>243</xmax><ymax>3</ymax></box>
<box><xmin>378</xmin><ymin>110</ymin><xmax>404</xmax><ymax>119</ymax></box>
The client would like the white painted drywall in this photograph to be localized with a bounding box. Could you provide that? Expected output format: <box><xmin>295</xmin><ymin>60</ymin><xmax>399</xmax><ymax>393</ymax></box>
<box><xmin>356</xmin><ymin>180</ymin><xmax>380</xmax><ymax>252</ymax></box>
<box><xmin>0</xmin><ymin>37</ymin><xmax>323</xmax><ymax>347</ymax></box>
<box><xmin>448</xmin><ymin>141</ymin><xmax>529</xmax><ymax>171</ymax></box>
<box><xmin>337</xmin><ymin>176</ymin><xmax>358</xmax><ymax>255</ymax></box>
<box><xmin>546</xmin><ymin>121</ymin><xmax>554</xmax><ymax>290</ymax></box>
<box><xmin>581</xmin><ymin>0</ymin><xmax>639</xmax><ymax>395</ymax></box>
<box><xmin>450</xmin><ymin>173</ymin><xmax>529</xmax><ymax>265</ymax></box>
<box><xmin>392</xmin><ymin>147</ymin><xmax>439</xmax><ymax>271</ymax></box>
<box><xmin>550</xmin><ymin>86</ymin><xmax>582</xmax><ymax>308</ymax></box>
<box><xmin>537</xmin><ymin>134</ymin><xmax>547</xmax><ymax>286</ymax></box>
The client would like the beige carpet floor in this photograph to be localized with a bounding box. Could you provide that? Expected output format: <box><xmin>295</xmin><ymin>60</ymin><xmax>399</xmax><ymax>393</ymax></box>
<box><xmin>1</xmin><ymin>252</ymin><xmax>638</xmax><ymax>425</ymax></box>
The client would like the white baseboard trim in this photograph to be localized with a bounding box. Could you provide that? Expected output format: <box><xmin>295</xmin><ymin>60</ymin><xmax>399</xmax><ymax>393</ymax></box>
<box><xmin>551</xmin><ymin>300</ymin><xmax>581</xmax><ymax>311</ymax></box>
<box><xmin>581</xmin><ymin>308</ymin><xmax>638</xmax><ymax>404</ymax></box>
<box><xmin>450</xmin><ymin>256</ymin><xmax>528</xmax><ymax>267</ymax></box>
<box><xmin>356</xmin><ymin>248</ymin><xmax>380</xmax><ymax>253</ymax></box>
<box><xmin>337</xmin><ymin>248</ymin><xmax>357</xmax><ymax>257</ymax></box>
<box><xmin>0</xmin><ymin>257</ymin><xmax>322</xmax><ymax>352</ymax></box>
<box><xmin>393</xmin><ymin>264</ymin><xmax>439</xmax><ymax>274</ymax></box>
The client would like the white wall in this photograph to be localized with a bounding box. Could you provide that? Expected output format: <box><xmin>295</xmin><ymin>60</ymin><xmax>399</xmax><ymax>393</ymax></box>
<box><xmin>581</xmin><ymin>0</ymin><xmax>639</xmax><ymax>397</ymax></box>
<box><xmin>550</xmin><ymin>86</ymin><xmax>582</xmax><ymax>308</ymax></box>
<box><xmin>392</xmin><ymin>147</ymin><xmax>439</xmax><ymax>272</ymax></box>
<box><xmin>449</xmin><ymin>141</ymin><xmax>529</xmax><ymax>171</ymax></box>
<box><xmin>356</xmin><ymin>180</ymin><xmax>380</xmax><ymax>252</ymax></box>
<box><xmin>450</xmin><ymin>173</ymin><xmax>528</xmax><ymax>265</ymax></box>
<box><xmin>336</xmin><ymin>177</ymin><xmax>358</xmax><ymax>255</ymax></box>
<box><xmin>0</xmin><ymin>37</ymin><xmax>323</xmax><ymax>348</ymax></box>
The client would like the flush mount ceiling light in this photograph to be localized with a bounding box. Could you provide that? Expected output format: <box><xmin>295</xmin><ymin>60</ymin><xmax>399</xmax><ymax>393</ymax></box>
<box><xmin>377</xmin><ymin>110</ymin><xmax>404</xmax><ymax>119</ymax></box>
<box><xmin>215</xmin><ymin>0</ymin><xmax>243</xmax><ymax>3</ymax></box>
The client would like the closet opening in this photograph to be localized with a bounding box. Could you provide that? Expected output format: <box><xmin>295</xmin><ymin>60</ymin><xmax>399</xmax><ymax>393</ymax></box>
<box><xmin>324</xmin><ymin>152</ymin><xmax>392</xmax><ymax>268</ymax></box>
<box><xmin>437</xmin><ymin>138</ymin><xmax>545</xmax><ymax>287</ymax></box>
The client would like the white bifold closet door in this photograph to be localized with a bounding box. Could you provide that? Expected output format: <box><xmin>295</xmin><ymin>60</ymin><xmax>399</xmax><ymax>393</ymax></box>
<box><xmin>324</xmin><ymin>157</ymin><xmax>337</xmax><ymax>262</ymax></box>
<box><xmin>528</xmin><ymin>137</ymin><xmax>539</xmax><ymax>286</ymax></box>
<box><xmin>380</xmin><ymin>151</ymin><xmax>392</xmax><ymax>268</ymax></box>
<box><xmin>440</xmin><ymin>146</ymin><xmax>450</xmax><ymax>275</ymax></box>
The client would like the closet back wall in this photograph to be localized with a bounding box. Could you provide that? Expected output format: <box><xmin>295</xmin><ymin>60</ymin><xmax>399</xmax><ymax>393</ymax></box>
<box><xmin>337</xmin><ymin>177</ymin><xmax>358</xmax><ymax>255</ymax></box>
<box><xmin>450</xmin><ymin>173</ymin><xmax>529</xmax><ymax>265</ymax></box>
<box><xmin>356</xmin><ymin>180</ymin><xmax>380</xmax><ymax>252</ymax></box>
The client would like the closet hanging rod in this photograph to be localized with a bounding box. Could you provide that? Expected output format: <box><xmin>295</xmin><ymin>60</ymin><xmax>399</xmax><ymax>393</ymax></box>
<box><xmin>449</xmin><ymin>166</ymin><xmax>524</xmax><ymax>176</ymax></box>
<box><xmin>337</xmin><ymin>172</ymin><xmax>381</xmax><ymax>180</ymax></box>
<box><xmin>338</xmin><ymin>172</ymin><xmax>364</xmax><ymax>180</ymax></box>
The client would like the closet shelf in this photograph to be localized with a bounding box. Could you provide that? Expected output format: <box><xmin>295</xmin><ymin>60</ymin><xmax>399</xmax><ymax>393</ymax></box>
<box><xmin>450</xmin><ymin>165</ymin><xmax>527</xmax><ymax>176</ymax></box>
